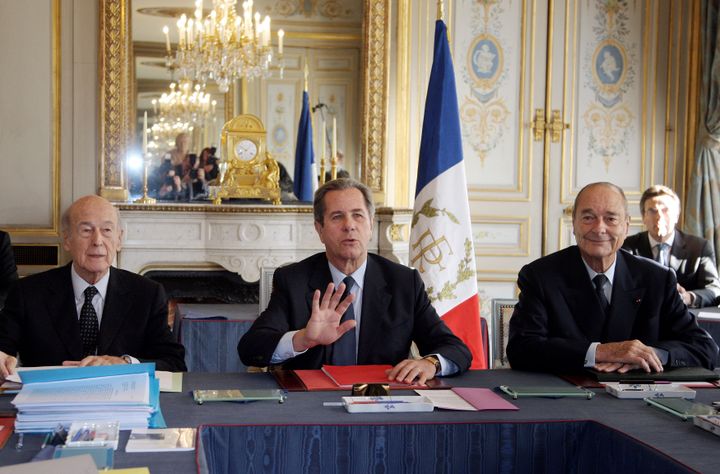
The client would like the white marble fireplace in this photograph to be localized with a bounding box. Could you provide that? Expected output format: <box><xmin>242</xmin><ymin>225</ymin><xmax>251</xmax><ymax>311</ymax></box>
<box><xmin>116</xmin><ymin>203</ymin><xmax>412</xmax><ymax>282</ymax></box>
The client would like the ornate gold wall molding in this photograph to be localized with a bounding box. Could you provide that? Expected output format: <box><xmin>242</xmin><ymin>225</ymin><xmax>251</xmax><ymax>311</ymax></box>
<box><xmin>361</xmin><ymin>0</ymin><xmax>389</xmax><ymax>198</ymax></box>
<box><xmin>99</xmin><ymin>0</ymin><xmax>129</xmax><ymax>201</ymax></box>
<box><xmin>101</xmin><ymin>0</ymin><xmax>388</xmax><ymax>203</ymax></box>
<box><xmin>7</xmin><ymin>0</ymin><xmax>61</xmax><ymax>237</ymax></box>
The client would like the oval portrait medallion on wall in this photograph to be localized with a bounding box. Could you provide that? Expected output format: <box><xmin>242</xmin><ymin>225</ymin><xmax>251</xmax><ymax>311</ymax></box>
<box><xmin>467</xmin><ymin>34</ymin><xmax>503</xmax><ymax>91</ymax></box>
<box><xmin>592</xmin><ymin>39</ymin><xmax>628</xmax><ymax>105</ymax></box>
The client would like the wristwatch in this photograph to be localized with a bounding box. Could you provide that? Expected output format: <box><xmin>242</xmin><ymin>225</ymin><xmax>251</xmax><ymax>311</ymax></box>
<box><xmin>121</xmin><ymin>355</ymin><xmax>132</xmax><ymax>364</ymax></box>
<box><xmin>423</xmin><ymin>355</ymin><xmax>441</xmax><ymax>375</ymax></box>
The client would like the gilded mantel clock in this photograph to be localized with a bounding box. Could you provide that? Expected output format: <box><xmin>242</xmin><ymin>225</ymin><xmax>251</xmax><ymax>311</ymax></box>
<box><xmin>214</xmin><ymin>114</ymin><xmax>281</xmax><ymax>205</ymax></box>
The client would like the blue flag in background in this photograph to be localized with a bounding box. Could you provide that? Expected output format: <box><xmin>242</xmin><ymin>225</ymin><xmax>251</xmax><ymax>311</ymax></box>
<box><xmin>293</xmin><ymin>90</ymin><xmax>316</xmax><ymax>201</ymax></box>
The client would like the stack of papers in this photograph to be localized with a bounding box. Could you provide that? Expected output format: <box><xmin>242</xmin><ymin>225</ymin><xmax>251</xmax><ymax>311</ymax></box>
<box><xmin>10</xmin><ymin>364</ymin><xmax>165</xmax><ymax>433</ymax></box>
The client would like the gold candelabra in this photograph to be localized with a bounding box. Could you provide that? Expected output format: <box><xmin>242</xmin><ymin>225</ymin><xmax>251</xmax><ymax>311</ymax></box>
<box><xmin>134</xmin><ymin>112</ymin><xmax>157</xmax><ymax>204</ymax></box>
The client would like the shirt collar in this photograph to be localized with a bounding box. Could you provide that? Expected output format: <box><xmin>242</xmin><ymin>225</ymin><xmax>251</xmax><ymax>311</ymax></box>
<box><xmin>71</xmin><ymin>265</ymin><xmax>110</xmax><ymax>302</ymax></box>
<box><xmin>328</xmin><ymin>260</ymin><xmax>367</xmax><ymax>290</ymax></box>
<box><xmin>648</xmin><ymin>232</ymin><xmax>675</xmax><ymax>249</ymax></box>
<box><xmin>582</xmin><ymin>255</ymin><xmax>617</xmax><ymax>285</ymax></box>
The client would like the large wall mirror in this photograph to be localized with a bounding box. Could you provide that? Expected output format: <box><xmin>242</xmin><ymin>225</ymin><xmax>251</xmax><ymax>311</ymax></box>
<box><xmin>99</xmin><ymin>0</ymin><xmax>389</xmax><ymax>203</ymax></box>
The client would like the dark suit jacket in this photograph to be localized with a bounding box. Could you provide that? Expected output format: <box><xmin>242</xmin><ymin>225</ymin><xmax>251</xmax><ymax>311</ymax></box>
<box><xmin>506</xmin><ymin>246</ymin><xmax>718</xmax><ymax>372</ymax></box>
<box><xmin>0</xmin><ymin>264</ymin><xmax>186</xmax><ymax>371</ymax></box>
<box><xmin>622</xmin><ymin>229</ymin><xmax>720</xmax><ymax>307</ymax></box>
<box><xmin>238</xmin><ymin>252</ymin><xmax>472</xmax><ymax>372</ymax></box>
<box><xmin>0</xmin><ymin>231</ymin><xmax>18</xmax><ymax>309</ymax></box>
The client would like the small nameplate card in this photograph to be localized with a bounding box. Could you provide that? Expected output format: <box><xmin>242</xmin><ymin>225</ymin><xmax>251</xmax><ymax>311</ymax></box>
<box><xmin>341</xmin><ymin>396</ymin><xmax>434</xmax><ymax>413</ymax></box>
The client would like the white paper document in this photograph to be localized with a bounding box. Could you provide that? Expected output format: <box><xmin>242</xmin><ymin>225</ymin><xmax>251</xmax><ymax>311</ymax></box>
<box><xmin>414</xmin><ymin>389</ymin><xmax>477</xmax><ymax>411</ymax></box>
<box><xmin>12</xmin><ymin>373</ymin><xmax>150</xmax><ymax>407</ymax></box>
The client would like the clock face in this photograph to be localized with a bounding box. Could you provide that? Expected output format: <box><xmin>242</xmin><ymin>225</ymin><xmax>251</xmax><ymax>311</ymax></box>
<box><xmin>234</xmin><ymin>139</ymin><xmax>258</xmax><ymax>161</ymax></box>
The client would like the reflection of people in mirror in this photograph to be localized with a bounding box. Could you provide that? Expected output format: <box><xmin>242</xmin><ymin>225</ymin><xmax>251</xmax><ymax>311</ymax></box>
<box><xmin>157</xmin><ymin>133</ymin><xmax>194</xmax><ymax>200</ymax></box>
<box><xmin>183</xmin><ymin>147</ymin><xmax>219</xmax><ymax>199</ymax></box>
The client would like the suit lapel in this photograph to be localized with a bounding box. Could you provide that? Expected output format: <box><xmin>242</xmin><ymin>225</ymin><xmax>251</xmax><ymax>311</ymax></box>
<box><xmin>636</xmin><ymin>232</ymin><xmax>654</xmax><ymax>259</ymax></box>
<box><xmin>356</xmin><ymin>256</ymin><xmax>391</xmax><ymax>363</ymax></box>
<box><xmin>98</xmin><ymin>268</ymin><xmax>128</xmax><ymax>353</ymax></box>
<box><xmin>604</xmin><ymin>253</ymin><xmax>644</xmax><ymax>341</ymax></box>
<box><xmin>48</xmin><ymin>265</ymin><xmax>84</xmax><ymax>360</ymax></box>
<box><xmin>669</xmin><ymin>230</ymin><xmax>687</xmax><ymax>270</ymax></box>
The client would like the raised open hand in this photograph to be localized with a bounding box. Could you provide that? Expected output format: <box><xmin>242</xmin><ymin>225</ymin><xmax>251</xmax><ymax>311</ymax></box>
<box><xmin>292</xmin><ymin>282</ymin><xmax>356</xmax><ymax>351</ymax></box>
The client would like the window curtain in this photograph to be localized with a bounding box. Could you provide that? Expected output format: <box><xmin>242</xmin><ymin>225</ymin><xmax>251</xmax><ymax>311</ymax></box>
<box><xmin>686</xmin><ymin>0</ymin><xmax>720</xmax><ymax>267</ymax></box>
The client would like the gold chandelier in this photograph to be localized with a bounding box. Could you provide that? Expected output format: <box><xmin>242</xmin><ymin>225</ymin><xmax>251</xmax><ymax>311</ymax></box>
<box><xmin>163</xmin><ymin>0</ymin><xmax>284</xmax><ymax>93</ymax></box>
<box><xmin>149</xmin><ymin>80</ymin><xmax>216</xmax><ymax>154</ymax></box>
<box><xmin>152</xmin><ymin>81</ymin><xmax>216</xmax><ymax>125</ymax></box>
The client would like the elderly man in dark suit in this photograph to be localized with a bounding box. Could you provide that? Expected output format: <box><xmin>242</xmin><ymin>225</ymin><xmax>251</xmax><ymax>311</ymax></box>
<box><xmin>238</xmin><ymin>179</ymin><xmax>471</xmax><ymax>385</ymax></box>
<box><xmin>0</xmin><ymin>195</ymin><xmax>186</xmax><ymax>377</ymax></box>
<box><xmin>507</xmin><ymin>182</ymin><xmax>717</xmax><ymax>373</ymax></box>
<box><xmin>622</xmin><ymin>184</ymin><xmax>720</xmax><ymax>308</ymax></box>
<box><xmin>0</xmin><ymin>230</ymin><xmax>18</xmax><ymax>309</ymax></box>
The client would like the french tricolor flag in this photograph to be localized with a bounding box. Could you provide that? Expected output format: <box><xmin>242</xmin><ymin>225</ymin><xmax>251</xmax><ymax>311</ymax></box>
<box><xmin>410</xmin><ymin>19</ymin><xmax>487</xmax><ymax>369</ymax></box>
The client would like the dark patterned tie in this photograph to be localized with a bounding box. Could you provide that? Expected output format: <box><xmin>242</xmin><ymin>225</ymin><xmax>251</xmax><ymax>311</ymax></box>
<box><xmin>330</xmin><ymin>276</ymin><xmax>356</xmax><ymax>365</ymax></box>
<box><xmin>79</xmin><ymin>286</ymin><xmax>99</xmax><ymax>358</ymax></box>
<box><xmin>593</xmin><ymin>274</ymin><xmax>610</xmax><ymax>317</ymax></box>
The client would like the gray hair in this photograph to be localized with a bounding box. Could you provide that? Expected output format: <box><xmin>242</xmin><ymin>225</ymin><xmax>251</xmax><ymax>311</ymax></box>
<box><xmin>572</xmin><ymin>182</ymin><xmax>628</xmax><ymax>219</ymax></box>
<box><xmin>61</xmin><ymin>195</ymin><xmax>122</xmax><ymax>235</ymax></box>
<box><xmin>313</xmin><ymin>178</ymin><xmax>375</xmax><ymax>224</ymax></box>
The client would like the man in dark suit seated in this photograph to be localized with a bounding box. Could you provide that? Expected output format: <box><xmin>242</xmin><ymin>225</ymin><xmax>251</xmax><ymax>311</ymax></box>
<box><xmin>0</xmin><ymin>230</ymin><xmax>18</xmax><ymax>310</ymax></box>
<box><xmin>0</xmin><ymin>195</ymin><xmax>186</xmax><ymax>378</ymax></box>
<box><xmin>238</xmin><ymin>179</ymin><xmax>472</xmax><ymax>385</ymax></box>
<box><xmin>622</xmin><ymin>184</ymin><xmax>720</xmax><ymax>308</ymax></box>
<box><xmin>507</xmin><ymin>182</ymin><xmax>717</xmax><ymax>373</ymax></box>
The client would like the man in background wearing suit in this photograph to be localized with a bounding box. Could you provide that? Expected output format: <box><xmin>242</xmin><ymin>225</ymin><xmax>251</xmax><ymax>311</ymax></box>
<box><xmin>0</xmin><ymin>230</ymin><xmax>18</xmax><ymax>309</ymax></box>
<box><xmin>507</xmin><ymin>182</ymin><xmax>717</xmax><ymax>373</ymax></box>
<box><xmin>622</xmin><ymin>184</ymin><xmax>720</xmax><ymax>308</ymax></box>
<box><xmin>0</xmin><ymin>195</ymin><xmax>186</xmax><ymax>377</ymax></box>
<box><xmin>238</xmin><ymin>179</ymin><xmax>471</xmax><ymax>385</ymax></box>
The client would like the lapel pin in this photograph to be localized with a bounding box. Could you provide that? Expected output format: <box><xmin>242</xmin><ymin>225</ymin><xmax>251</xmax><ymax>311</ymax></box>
<box><xmin>634</xmin><ymin>298</ymin><xmax>642</xmax><ymax>305</ymax></box>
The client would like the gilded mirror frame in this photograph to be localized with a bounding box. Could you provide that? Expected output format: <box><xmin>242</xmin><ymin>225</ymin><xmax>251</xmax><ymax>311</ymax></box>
<box><xmin>99</xmin><ymin>0</ymin><xmax>389</xmax><ymax>201</ymax></box>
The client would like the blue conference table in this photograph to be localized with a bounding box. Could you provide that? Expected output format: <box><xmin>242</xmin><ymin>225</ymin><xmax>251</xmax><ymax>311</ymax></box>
<box><xmin>1</xmin><ymin>369</ymin><xmax>718</xmax><ymax>473</ymax></box>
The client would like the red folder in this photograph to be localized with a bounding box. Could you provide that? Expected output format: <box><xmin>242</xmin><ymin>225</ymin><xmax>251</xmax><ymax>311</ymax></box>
<box><xmin>272</xmin><ymin>365</ymin><xmax>448</xmax><ymax>392</ymax></box>
<box><xmin>0</xmin><ymin>417</ymin><xmax>14</xmax><ymax>449</ymax></box>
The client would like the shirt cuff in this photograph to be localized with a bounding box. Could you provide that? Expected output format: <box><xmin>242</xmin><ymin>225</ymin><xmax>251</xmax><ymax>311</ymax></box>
<box><xmin>584</xmin><ymin>342</ymin><xmax>600</xmax><ymax>368</ymax></box>
<box><xmin>431</xmin><ymin>353</ymin><xmax>459</xmax><ymax>376</ymax></box>
<box><xmin>270</xmin><ymin>331</ymin><xmax>308</xmax><ymax>364</ymax></box>
<box><xmin>583</xmin><ymin>343</ymin><xmax>668</xmax><ymax>368</ymax></box>
<box><xmin>652</xmin><ymin>347</ymin><xmax>669</xmax><ymax>365</ymax></box>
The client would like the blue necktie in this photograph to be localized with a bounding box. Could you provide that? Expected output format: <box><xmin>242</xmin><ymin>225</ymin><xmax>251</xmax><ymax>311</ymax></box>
<box><xmin>655</xmin><ymin>243</ymin><xmax>669</xmax><ymax>266</ymax></box>
<box><xmin>330</xmin><ymin>276</ymin><xmax>356</xmax><ymax>365</ymax></box>
<box><xmin>79</xmin><ymin>286</ymin><xmax>99</xmax><ymax>358</ymax></box>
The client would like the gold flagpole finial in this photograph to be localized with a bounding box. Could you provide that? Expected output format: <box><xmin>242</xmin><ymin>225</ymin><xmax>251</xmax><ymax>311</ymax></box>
<box><xmin>436</xmin><ymin>0</ymin><xmax>444</xmax><ymax>21</ymax></box>
<box><xmin>304</xmin><ymin>62</ymin><xmax>309</xmax><ymax>91</ymax></box>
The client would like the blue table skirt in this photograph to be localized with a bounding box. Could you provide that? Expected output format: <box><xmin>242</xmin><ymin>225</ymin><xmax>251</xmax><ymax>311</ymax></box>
<box><xmin>197</xmin><ymin>421</ymin><xmax>691</xmax><ymax>474</ymax></box>
<box><xmin>180</xmin><ymin>319</ymin><xmax>254</xmax><ymax>372</ymax></box>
